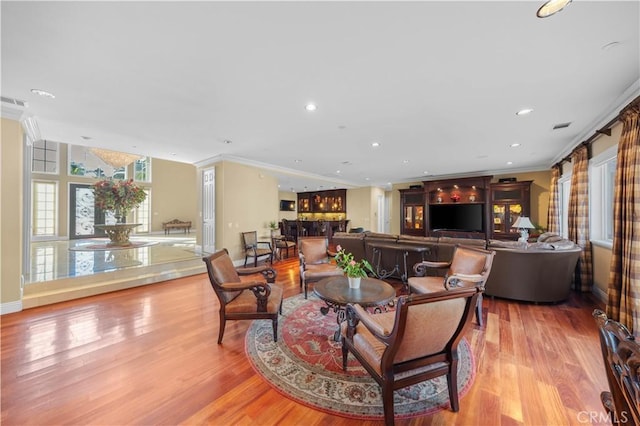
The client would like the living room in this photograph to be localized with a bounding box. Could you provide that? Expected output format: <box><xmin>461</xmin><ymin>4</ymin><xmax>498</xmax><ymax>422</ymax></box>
<box><xmin>1</xmin><ymin>1</ymin><xmax>639</xmax><ymax>424</ymax></box>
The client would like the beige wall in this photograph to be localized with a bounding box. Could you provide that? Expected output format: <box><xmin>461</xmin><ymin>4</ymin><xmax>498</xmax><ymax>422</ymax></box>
<box><xmin>150</xmin><ymin>159</ymin><xmax>198</xmax><ymax>233</ymax></box>
<box><xmin>1</xmin><ymin>118</ymin><xmax>24</xmax><ymax>306</ymax></box>
<box><xmin>213</xmin><ymin>161</ymin><xmax>279</xmax><ymax>261</ymax></box>
<box><xmin>592</xmin><ymin>244</ymin><xmax>612</xmax><ymax>298</ymax></box>
<box><xmin>346</xmin><ymin>187</ymin><xmax>380</xmax><ymax>232</ymax></box>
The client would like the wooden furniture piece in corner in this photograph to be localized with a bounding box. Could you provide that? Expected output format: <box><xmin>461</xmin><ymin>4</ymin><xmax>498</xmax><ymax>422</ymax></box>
<box><xmin>162</xmin><ymin>219</ymin><xmax>192</xmax><ymax>234</ymax></box>
<box><xmin>490</xmin><ymin>180</ymin><xmax>532</xmax><ymax>240</ymax></box>
<box><xmin>399</xmin><ymin>187</ymin><xmax>425</xmax><ymax>236</ymax></box>
<box><xmin>297</xmin><ymin>189</ymin><xmax>347</xmax><ymax>214</ymax></box>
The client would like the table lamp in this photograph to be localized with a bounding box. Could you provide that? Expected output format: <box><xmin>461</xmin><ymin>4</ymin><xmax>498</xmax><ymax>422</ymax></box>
<box><xmin>512</xmin><ymin>216</ymin><xmax>535</xmax><ymax>243</ymax></box>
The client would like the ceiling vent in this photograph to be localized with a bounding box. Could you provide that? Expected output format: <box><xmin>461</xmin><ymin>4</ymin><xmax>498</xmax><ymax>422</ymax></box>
<box><xmin>553</xmin><ymin>122</ymin><xmax>571</xmax><ymax>130</ymax></box>
<box><xmin>1</xmin><ymin>96</ymin><xmax>28</xmax><ymax>120</ymax></box>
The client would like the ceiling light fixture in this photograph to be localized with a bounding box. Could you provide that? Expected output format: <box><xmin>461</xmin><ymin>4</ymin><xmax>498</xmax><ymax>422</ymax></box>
<box><xmin>90</xmin><ymin>148</ymin><xmax>143</xmax><ymax>168</ymax></box>
<box><xmin>536</xmin><ymin>0</ymin><xmax>572</xmax><ymax>18</ymax></box>
<box><xmin>305</xmin><ymin>103</ymin><xmax>317</xmax><ymax>111</ymax></box>
<box><xmin>30</xmin><ymin>89</ymin><xmax>55</xmax><ymax>99</ymax></box>
<box><xmin>371</xmin><ymin>142</ymin><xmax>380</xmax><ymax>148</ymax></box>
<box><xmin>510</xmin><ymin>143</ymin><xmax>521</xmax><ymax>147</ymax></box>
<box><xmin>516</xmin><ymin>108</ymin><xmax>534</xmax><ymax>116</ymax></box>
<box><xmin>507</xmin><ymin>161</ymin><xmax>514</xmax><ymax>165</ymax></box>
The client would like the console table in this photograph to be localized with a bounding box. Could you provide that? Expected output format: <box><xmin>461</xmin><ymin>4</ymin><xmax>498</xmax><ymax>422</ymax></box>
<box><xmin>368</xmin><ymin>242</ymin><xmax>431</xmax><ymax>289</ymax></box>
<box><xmin>162</xmin><ymin>219</ymin><xmax>192</xmax><ymax>234</ymax></box>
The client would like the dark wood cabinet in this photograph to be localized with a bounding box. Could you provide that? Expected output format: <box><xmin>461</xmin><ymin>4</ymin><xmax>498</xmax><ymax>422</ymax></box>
<box><xmin>297</xmin><ymin>189</ymin><xmax>346</xmax><ymax>213</ymax></box>
<box><xmin>490</xmin><ymin>181</ymin><xmax>532</xmax><ymax>240</ymax></box>
<box><xmin>399</xmin><ymin>188</ymin><xmax>425</xmax><ymax>236</ymax></box>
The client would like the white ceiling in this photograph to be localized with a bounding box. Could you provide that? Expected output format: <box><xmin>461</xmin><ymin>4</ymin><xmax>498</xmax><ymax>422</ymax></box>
<box><xmin>2</xmin><ymin>1</ymin><xmax>639</xmax><ymax>192</ymax></box>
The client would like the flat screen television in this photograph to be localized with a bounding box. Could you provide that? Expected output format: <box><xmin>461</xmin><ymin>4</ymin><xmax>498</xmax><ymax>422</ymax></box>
<box><xmin>279</xmin><ymin>200</ymin><xmax>296</xmax><ymax>211</ymax></box>
<box><xmin>429</xmin><ymin>204</ymin><xmax>484</xmax><ymax>233</ymax></box>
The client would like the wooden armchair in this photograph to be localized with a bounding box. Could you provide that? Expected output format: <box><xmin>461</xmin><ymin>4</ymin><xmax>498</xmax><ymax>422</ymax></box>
<box><xmin>593</xmin><ymin>309</ymin><xmax>640</xmax><ymax>425</ymax></box>
<box><xmin>241</xmin><ymin>231</ymin><xmax>274</xmax><ymax>267</ymax></box>
<box><xmin>408</xmin><ymin>245</ymin><xmax>495</xmax><ymax>326</ymax></box>
<box><xmin>298</xmin><ymin>237</ymin><xmax>343</xmax><ymax>298</ymax></box>
<box><xmin>342</xmin><ymin>287</ymin><xmax>481</xmax><ymax>426</ymax></box>
<box><xmin>202</xmin><ymin>249</ymin><xmax>282</xmax><ymax>343</ymax></box>
<box><xmin>271</xmin><ymin>229</ymin><xmax>297</xmax><ymax>260</ymax></box>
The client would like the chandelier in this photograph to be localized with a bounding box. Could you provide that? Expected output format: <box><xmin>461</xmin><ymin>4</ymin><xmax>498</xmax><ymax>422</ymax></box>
<box><xmin>90</xmin><ymin>148</ymin><xmax>143</xmax><ymax>168</ymax></box>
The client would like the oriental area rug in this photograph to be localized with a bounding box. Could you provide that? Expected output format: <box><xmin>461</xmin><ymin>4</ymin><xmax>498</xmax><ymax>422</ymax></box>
<box><xmin>245</xmin><ymin>293</ymin><xmax>476</xmax><ymax>421</ymax></box>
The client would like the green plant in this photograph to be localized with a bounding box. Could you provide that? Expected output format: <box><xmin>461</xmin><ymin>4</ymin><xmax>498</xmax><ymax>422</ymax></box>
<box><xmin>334</xmin><ymin>245</ymin><xmax>374</xmax><ymax>278</ymax></box>
<box><xmin>269</xmin><ymin>220</ymin><xmax>278</xmax><ymax>230</ymax></box>
<box><xmin>92</xmin><ymin>178</ymin><xmax>147</xmax><ymax>220</ymax></box>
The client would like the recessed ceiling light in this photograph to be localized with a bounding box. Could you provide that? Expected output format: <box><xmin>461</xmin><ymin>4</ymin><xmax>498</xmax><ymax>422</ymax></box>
<box><xmin>402</xmin><ymin>160</ymin><xmax>409</xmax><ymax>164</ymax></box>
<box><xmin>365</xmin><ymin>177</ymin><xmax>370</xmax><ymax>181</ymax></box>
<box><xmin>423</xmin><ymin>171</ymin><xmax>429</xmax><ymax>175</ymax></box>
<box><xmin>30</xmin><ymin>89</ymin><xmax>55</xmax><ymax>99</ymax></box>
<box><xmin>507</xmin><ymin>161</ymin><xmax>513</xmax><ymax>165</ymax></box>
<box><xmin>536</xmin><ymin>0</ymin><xmax>572</xmax><ymax>18</ymax></box>
<box><xmin>294</xmin><ymin>159</ymin><xmax>302</xmax><ymax>163</ymax></box>
<box><xmin>371</xmin><ymin>142</ymin><xmax>380</xmax><ymax>148</ymax></box>
<box><xmin>510</xmin><ymin>143</ymin><xmax>521</xmax><ymax>147</ymax></box>
<box><xmin>336</xmin><ymin>170</ymin><xmax>341</xmax><ymax>174</ymax></box>
<box><xmin>223</xmin><ymin>139</ymin><xmax>232</xmax><ymax>144</ymax></box>
<box><xmin>516</xmin><ymin>108</ymin><xmax>534</xmax><ymax>116</ymax></box>
<box><xmin>81</xmin><ymin>135</ymin><xmax>92</xmax><ymax>140</ymax></box>
<box><xmin>305</xmin><ymin>103</ymin><xmax>317</xmax><ymax>111</ymax></box>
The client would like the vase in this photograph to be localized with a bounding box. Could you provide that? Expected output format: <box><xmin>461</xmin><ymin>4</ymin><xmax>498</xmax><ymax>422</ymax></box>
<box><xmin>348</xmin><ymin>276</ymin><xmax>361</xmax><ymax>289</ymax></box>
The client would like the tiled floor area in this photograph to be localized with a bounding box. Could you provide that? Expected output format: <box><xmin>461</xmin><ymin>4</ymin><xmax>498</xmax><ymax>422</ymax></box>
<box><xmin>27</xmin><ymin>234</ymin><xmax>201</xmax><ymax>284</ymax></box>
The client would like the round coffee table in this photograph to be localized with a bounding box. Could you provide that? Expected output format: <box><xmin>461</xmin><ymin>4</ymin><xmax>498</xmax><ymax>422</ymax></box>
<box><xmin>313</xmin><ymin>275</ymin><xmax>396</xmax><ymax>341</ymax></box>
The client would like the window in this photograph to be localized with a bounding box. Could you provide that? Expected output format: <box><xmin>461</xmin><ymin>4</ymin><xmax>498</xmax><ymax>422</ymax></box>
<box><xmin>134</xmin><ymin>157</ymin><xmax>151</xmax><ymax>182</ymax></box>
<box><xmin>32</xmin><ymin>181</ymin><xmax>58</xmax><ymax>237</ymax></box>
<box><xmin>134</xmin><ymin>189</ymin><xmax>151</xmax><ymax>233</ymax></box>
<box><xmin>32</xmin><ymin>140</ymin><xmax>58</xmax><ymax>174</ymax></box>
<box><xmin>68</xmin><ymin>144</ymin><xmax>125</xmax><ymax>178</ymax></box>
<box><xmin>558</xmin><ymin>173</ymin><xmax>571</xmax><ymax>240</ymax></box>
<box><xmin>590</xmin><ymin>145</ymin><xmax>617</xmax><ymax>247</ymax></box>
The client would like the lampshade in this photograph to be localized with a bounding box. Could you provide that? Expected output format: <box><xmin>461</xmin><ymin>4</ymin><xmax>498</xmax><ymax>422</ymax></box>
<box><xmin>536</xmin><ymin>0</ymin><xmax>572</xmax><ymax>18</ymax></box>
<box><xmin>90</xmin><ymin>148</ymin><xmax>143</xmax><ymax>168</ymax></box>
<box><xmin>512</xmin><ymin>216</ymin><xmax>535</xmax><ymax>229</ymax></box>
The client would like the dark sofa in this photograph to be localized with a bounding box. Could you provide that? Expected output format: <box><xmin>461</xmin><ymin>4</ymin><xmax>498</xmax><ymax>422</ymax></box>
<box><xmin>332</xmin><ymin>231</ymin><xmax>582</xmax><ymax>303</ymax></box>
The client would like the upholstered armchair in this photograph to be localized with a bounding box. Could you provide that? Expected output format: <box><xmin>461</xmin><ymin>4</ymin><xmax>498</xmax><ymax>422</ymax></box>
<box><xmin>241</xmin><ymin>231</ymin><xmax>274</xmax><ymax>267</ymax></box>
<box><xmin>408</xmin><ymin>245</ymin><xmax>495</xmax><ymax>326</ymax></box>
<box><xmin>342</xmin><ymin>287</ymin><xmax>481</xmax><ymax>426</ymax></box>
<box><xmin>271</xmin><ymin>229</ymin><xmax>297</xmax><ymax>260</ymax></box>
<box><xmin>202</xmin><ymin>249</ymin><xmax>283</xmax><ymax>343</ymax></box>
<box><xmin>298</xmin><ymin>237</ymin><xmax>343</xmax><ymax>298</ymax></box>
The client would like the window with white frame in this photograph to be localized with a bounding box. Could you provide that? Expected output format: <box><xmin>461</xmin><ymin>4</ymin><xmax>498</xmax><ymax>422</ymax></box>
<box><xmin>32</xmin><ymin>140</ymin><xmax>59</xmax><ymax>174</ymax></box>
<box><xmin>590</xmin><ymin>145</ymin><xmax>617</xmax><ymax>246</ymax></box>
<box><xmin>32</xmin><ymin>181</ymin><xmax>58</xmax><ymax>237</ymax></box>
<box><xmin>68</xmin><ymin>144</ymin><xmax>126</xmax><ymax>178</ymax></box>
<box><xmin>134</xmin><ymin>157</ymin><xmax>151</xmax><ymax>182</ymax></box>
<box><xmin>558</xmin><ymin>173</ymin><xmax>571</xmax><ymax>240</ymax></box>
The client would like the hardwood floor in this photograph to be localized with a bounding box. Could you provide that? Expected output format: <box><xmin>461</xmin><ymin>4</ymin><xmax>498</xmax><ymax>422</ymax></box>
<box><xmin>1</xmin><ymin>257</ymin><xmax>612</xmax><ymax>425</ymax></box>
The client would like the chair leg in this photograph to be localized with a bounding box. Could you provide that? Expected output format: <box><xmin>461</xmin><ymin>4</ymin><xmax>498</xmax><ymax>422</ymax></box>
<box><xmin>475</xmin><ymin>294</ymin><xmax>483</xmax><ymax>327</ymax></box>
<box><xmin>447</xmin><ymin>358</ymin><xmax>460</xmax><ymax>412</ymax></box>
<box><xmin>244</xmin><ymin>256</ymin><xmax>248</xmax><ymax>267</ymax></box>
<box><xmin>217</xmin><ymin>313</ymin><xmax>226</xmax><ymax>344</ymax></box>
<box><xmin>304</xmin><ymin>281</ymin><xmax>308</xmax><ymax>299</ymax></box>
<box><xmin>382</xmin><ymin>383</ymin><xmax>395</xmax><ymax>426</ymax></box>
<box><xmin>342</xmin><ymin>344</ymin><xmax>349</xmax><ymax>370</ymax></box>
<box><xmin>272</xmin><ymin>316</ymin><xmax>278</xmax><ymax>342</ymax></box>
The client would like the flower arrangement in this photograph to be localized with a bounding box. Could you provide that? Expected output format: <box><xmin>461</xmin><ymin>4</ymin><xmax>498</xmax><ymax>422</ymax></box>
<box><xmin>334</xmin><ymin>245</ymin><xmax>374</xmax><ymax>278</ymax></box>
<box><xmin>92</xmin><ymin>179</ymin><xmax>147</xmax><ymax>221</ymax></box>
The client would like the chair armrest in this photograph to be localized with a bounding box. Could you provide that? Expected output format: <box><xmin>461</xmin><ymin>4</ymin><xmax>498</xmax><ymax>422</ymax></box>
<box><xmin>256</xmin><ymin>241</ymin><xmax>272</xmax><ymax>249</ymax></box>
<box><xmin>413</xmin><ymin>260</ymin><xmax>451</xmax><ymax>277</ymax></box>
<box><xmin>445</xmin><ymin>273</ymin><xmax>484</xmax><ymax>289</ymax></box>
<box><xmin>346</xmin><ymin>304</ymin><xmax>393</xmax><ymax>339</ymax></box>
<box><xmin>236</xmin><ymin>265</ymin><xmax>277</xmax><ymax>283</ymax></box>
<box><xmin>327</xmin><ymin>249</ymin><xmax>338</xmax><ymax>257</ymax></box>
<box><xmin>221</xmin><ymin>281</ymin><xmax>269</xmax><ymax>293</ymax></box>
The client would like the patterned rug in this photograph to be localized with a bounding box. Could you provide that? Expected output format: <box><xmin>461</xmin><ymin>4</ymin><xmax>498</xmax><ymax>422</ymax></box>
<box><xmin>245</xmin><ymin>293</ymin><xmax>476</xmax><ymax>420</ymax></box>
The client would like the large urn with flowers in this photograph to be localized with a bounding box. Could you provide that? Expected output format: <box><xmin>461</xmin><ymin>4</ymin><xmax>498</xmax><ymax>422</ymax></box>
<box><xmin>92</xmin><ymin>179</ymin><xmax>147</xmax><ymax>246</ymax></box>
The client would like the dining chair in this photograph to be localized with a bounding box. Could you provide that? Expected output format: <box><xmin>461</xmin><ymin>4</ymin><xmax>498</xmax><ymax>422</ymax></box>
<box><xmin>241</xmin><ymin>231</ymin><xmax>274</xmax><ymax>267</ymax></box>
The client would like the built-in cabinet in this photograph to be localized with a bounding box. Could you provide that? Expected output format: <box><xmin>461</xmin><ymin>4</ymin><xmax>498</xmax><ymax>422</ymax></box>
<box><xmin>297</xmin><ymin>189</ymin><xmax>346</xmax><ymax>213</ymax></box>
<box><xmin>399</xmin><ymin>176</ymin><xmax>492</xmax><ymax>239</ymax></box>
<box><xmin>399</xmin><ymin>188</ymin><xmax>425</xmax><ymax>236</ymax></box>
<box><xmin>490</xmin><ymin>181</ymin><xmax>532</xmax><ymax>240</ymax></box>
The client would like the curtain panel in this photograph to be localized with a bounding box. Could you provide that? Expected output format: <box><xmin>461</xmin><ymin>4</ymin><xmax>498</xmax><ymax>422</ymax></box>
<box><xmin>606</xmin><ymin>103</ymin><xmax>640</xmax><ymax>334</ymax></box>
<box><xmin>546</xmin><ymin>165</ymin><xmax>561</xmax><ymax>234</ymax></box>
<box><xmin>568</xmin><ymin>145</ymin><xmax>593</xmax><ymax>292</ymax></box>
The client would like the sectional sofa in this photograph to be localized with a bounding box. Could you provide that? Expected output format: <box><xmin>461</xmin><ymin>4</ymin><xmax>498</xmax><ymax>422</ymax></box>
<box><xmin>331</xmin><ymin>231</ymin><xmax>581</xmax><ymax>303</ymax></box>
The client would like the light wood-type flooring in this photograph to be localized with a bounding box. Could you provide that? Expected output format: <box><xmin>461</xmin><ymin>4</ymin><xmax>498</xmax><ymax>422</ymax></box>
<box><xmin>1</xmin><ymin>257</ymin><xmax>612</xmax><ymax>425</ymax></box>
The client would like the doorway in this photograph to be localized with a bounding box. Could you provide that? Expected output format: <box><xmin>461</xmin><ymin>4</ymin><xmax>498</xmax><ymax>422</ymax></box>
<box><xmin>69</xmin><ymin>183</ymin><xmax>106</xmax><ymax>239</ymax></box>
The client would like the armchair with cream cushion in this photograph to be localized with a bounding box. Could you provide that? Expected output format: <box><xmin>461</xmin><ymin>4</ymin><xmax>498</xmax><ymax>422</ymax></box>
<box><xmin>408</xmin><ymin>245</ymin><xmax>495</xmax><ymax>326</ymax></box>
<box><xmin>341</xmin><ymin>287</ymin><xmax>481</xmax><ymax>425</ymax></box>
